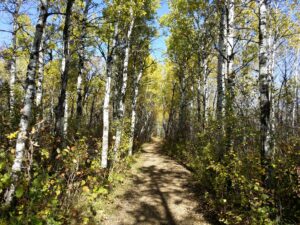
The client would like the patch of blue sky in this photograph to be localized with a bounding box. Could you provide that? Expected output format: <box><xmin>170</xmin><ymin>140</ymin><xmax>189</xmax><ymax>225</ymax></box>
<box><xmin>151</xmin><ymin>0</ymin><xmax>169</xmax><ymax>63</ymax></box>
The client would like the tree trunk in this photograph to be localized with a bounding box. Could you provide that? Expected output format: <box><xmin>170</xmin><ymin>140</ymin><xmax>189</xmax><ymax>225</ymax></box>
<box><xmin>292</xmin><ymin>50</ymin><xmax>299</xmax><ymax>131</ymax></box>
<box><xmin>101</xmin><ymin>22</ymin><xmax>119</xmax><ymax>168</ymax></box>
<box><xmin>196</xmin><ymin>77</ymin><xmax>202</xmax><ymax>123</ymax></box>
<box><xmin>225</xmin><ymin>0</ymin><xmax>235</xmax><ymax>102</ymax></box>
<box><xmin>166</xmin><ymin>82</ymin><xmax>176</xmax><ymax>139</ymax></box>
<box><xmin>54</xmin><ymin>0</ymin><xmax>75</xmax><ymax>148</ymax></box>
<box><xmin>76</xmin><ymin>0</ymin><xmax>91</xmax><ymax>130</ymax></box>
<box><xmin>113</xmin><ymin>8</ymin><xmax>135</xmax><ymax>158</ymax></box>
<box><xmin>259</xmin><ymin>0</ymin><xmax>272</xmax><ymax>186</ymax></box>
<box><xmin>225</xmin><ymin>0</ymin><xmax>235</xmax><ymax>150</ymax></box>
<box><xmin>89</xmin><ymin>93</ymin><xmax>96</xmax><ymax>128</ymax></box>
<box><xmin>36</xmin><ymin>38</ymin><xmax>45</xmax><ymax>109</ymax></box>
<box><xmin>216</xmin><ymin>2</ymin><xmax>227</xmax><ymax>159</ymax></box>
<box><xmin>216</xmin><ymin>3</ymin><xmax>226</xmax><ymax>121</ymax></box>
<box><xmin>64</xmin><ymin>92</ymin><xmax>69</xmax><ymax>138</ymax></box>
<box><xmin>267</xmin><ymin>32</ymin><xmax>275</xmax><ymax>149</ymax></box>
<box><xmin>128</xmin><ymin>69</ymin><xmax>143</xmax><ymax>156</ymax></box>
<box><xmin>4</xmin><ymin>0</ymin><xmax>48</xmax><ymax>206</ymax></box>
<box><xmin>9</xmin><ymin>0</ymin><xmax>21</xmax><ymax>119</ymax></box>
<box><xmin>178</xmin><ymin>72</ymin><xmax>187</xmax><ymax>140</ymax></box>
<box><xmin>202</xmin><ymin>58</ymin><xmax>208</xmax><ymax>130</ymax></box>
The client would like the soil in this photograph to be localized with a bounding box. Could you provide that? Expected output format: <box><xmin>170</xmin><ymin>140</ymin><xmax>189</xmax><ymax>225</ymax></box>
<box><xmin>101</xmin><ymin>138</ymin><xmax>211</xmax><ymax>225</ymax></box>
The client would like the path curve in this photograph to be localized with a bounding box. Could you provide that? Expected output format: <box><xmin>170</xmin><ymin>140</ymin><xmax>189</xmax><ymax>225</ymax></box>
<box><xmin>102</xmin><ymin>138</ymin><xmax>210</xmax><ymax>225</ymax></box>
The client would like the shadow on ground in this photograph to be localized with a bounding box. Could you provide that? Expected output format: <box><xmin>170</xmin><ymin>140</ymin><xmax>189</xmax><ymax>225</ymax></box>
<box><xmin>103</xmin><ymin>140</ymin><xmax>219</xmax><ymax>225</ymax></box>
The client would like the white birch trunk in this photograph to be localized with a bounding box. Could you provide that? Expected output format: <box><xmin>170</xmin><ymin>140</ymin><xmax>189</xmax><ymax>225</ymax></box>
<box><xmin>36</xmin><ymin>38</ymin><xmax>44</xmax><ymax>108</ymax></box>
<box><xmin>178</xmin><ymin>73</ymin><xmax>187</xmax><ymax>139</ymax></box>
<box><xmin>9</xmin><ymin>0</ymin><xmax>21</xmax><ymax>117</ymax></box>
<box><xmin>267</xmin><ymin>33</ymin><xmax>275</xmax><ymax>149</ymax></box>
<box><xmin>64</xmin><ymin>92</ymin><xmax>69</xmax><ymax>138</ymax></box>
<box><xmin>216</xmin><ymin>3</ymin><xmax>227</xmax><ymax>158</ymax></box>
<box><xmin>101</xmin><ymin>75</ymin><xmax>111</xmax><ymax>168</ymax></box>
<box><xmin>226</xmin><ymin>0</ymin><xmax>235</xmax><ymax>100</ymax></box>
<box><xmin>128</xmin><ymin>69</ymin><xmax>143</xmax><ymax>156</ymax></box>
<box><xmin>113</xmin><ymin>8</ymin><xmax>135</xmax><ymax>158</ymax></box>
<box><xmin>224</xmin><ymin>0</ymin><xmax>235</xmax><ymax>149</ymax></box>
<box><xmin>196</xmin><ymin>75</ymin><xmax>202</xmax><ymax>123</ymax></box>
<box><xmin>55</xmin><ymin>57</ymin><xmax>66</xmax><ymax>137</ymax></box>
<box><xmin>101</xmin><ymin>22</ymin><xmax>119</xmax><ymax>168</ymax></box>
<box><xmin>4</xmin><ymin>0</ymin><xmax>48</xmax><ymax>206</ymax></box>
<box><xmin>216</xmin><ymin>4</ymin><xmax>227</xmax><ymax>121</ymax></box>
<box><xmin>203</xmin><ymin>58</ymin><xmax>208</xmax><ymax>128</ymax></box>
<box><xmin>259</xmin><ymin>0</ymin><xmax>272</xmax><ymax>181</ymax></box>
<box><xmin>292</xmin><ymin>50</ymin><xmax>299</xmax><ymax>131</ymax></box>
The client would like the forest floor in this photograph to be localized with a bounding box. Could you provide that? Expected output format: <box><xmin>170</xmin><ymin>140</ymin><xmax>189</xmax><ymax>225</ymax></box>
<box><xmin>100</xmin><ymin>138</ymin><xmax>211</xmax><ymax>225</ymax></box>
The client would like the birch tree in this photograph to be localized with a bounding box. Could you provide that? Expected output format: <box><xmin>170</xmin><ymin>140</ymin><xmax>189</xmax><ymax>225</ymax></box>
<box><xmin>4</xmin><ymin>0</ymin><xmax>49</xmax><ymax>206</ymax></box>
<box><xmin>113</xmin><ymin>5</ymin><xmax>135</xmax><ymax>158</ymax></box>
<box><xmin>224</xmin><ymin>0</ymin><xmax>235</xmax><ymax>150</ymax></box>
<box><xmin>101</xmin><ymin>21</ymin><xmax>119</xmax><ymax>168</ymax></box>
<box><xmin>128</xmin><ymin>68</ymin><xmax>142</xmax><ymax>155</ymax></box>
<box><xmin>258</xmin><ymin>0</ymin><xmax>271</xmax><ymax>185</ymax></box>
<box><xmin>36</xmin><ymin>37</ymin><xmax>45</xmax><ymax>109</ymax></box>
<box><xmin>225</xmin><ymin>0</ymin><xmax>235</xmax><ymax>106</ymax></box>
<box><xmin>9</xmin><ymin>0</ymin><xmax>22</xmax><ymax>118</ymax></box>
<box><xmin>54</xmin><ymin>0</ymin><xmax>75</xmax><ymax>149</ymax></box>
<box><xmin>216</xmin><ymin>2</ymin><xmax>226</xmax><ymax>122</ymax></box>
<box><xmin>76</xmin><ymin>0</ymin><xmax>92</xmax><ymax>129</ymax></box>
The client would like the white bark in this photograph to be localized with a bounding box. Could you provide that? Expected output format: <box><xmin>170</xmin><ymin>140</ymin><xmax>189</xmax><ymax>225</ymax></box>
<box><xmin>9</xmin><ymin>0</ymin><xmax>21</xmax><ymax>116</ymax></box>
<box><xmin>259</xmin><ymin>0</ymin><xmax>272</xmax><ymax>175</ymax></box>
<box><xmin>64</xmin><ymin>92</ymin><xmax>69</xmax><ymax>138</ymax></box>
<box><xmin>36</xmin><ymin>38</ymin><xmax>44</xmax><ymax>108</ymax></box>
<box><xmin>216</xmin><ymin>4</ymin><xmax>227</xmax><ymax>121</ymax></box>
<box><xmin>76</xmin><ymin>72</ymin><xmax>83</xmax><ymax>118</ymax></box>
<box><xmin>50</xmin><ymin>90</ymin><xmax>54</xmax><ymax>121</ymax></box>
<box><xmin>4</xmin><ymin>0</ymin><xmax>48</xmax><ymax>206</ymax></box>
<box><xmin>202</xmin><ymin>58</ymin><xmax>209</xmax><ymax>128</ymax></box>
<box><xmin>224</xmin><ymin>0</ymin><xmax>235</xmax><ymax>149</ymax></box>
<box><xmin>113</xmin><ymin>7</ymin><xmax>135</xmax><ymax>158</ymax></box>
<box><xmin>196</xmin><ymin>75</ymin><xmax>202</xmax><ymax>122</ymax></box>
<box><xmin>55</xmin><ymin>56</ymin><xmax>66</xmax><ymax>137</ymax></box>
<box><xmin>292</xmin><ymin>50</ymin><xmax>299</xmax><ymax>130</ymax></box>
<box><xmin>101</xmin><ymin>75</ymin><xmax>111</xmax><ymax>168</ymax></box>
<box><xmin>215</xmin><ymin>3</ymin><xmax>228</xmax><ymax>158</ymax></box>
<box><xmin>267</xmin><ymin>32</ymin><xmax>275</xmax><ymax>149</ymax></box>
<box><xmin>226</xmin><ymin>0</ymin><xmax>235</xmax><ymax>100</ymax></box>
<box><xmin>101</xmin><ymin>22</ymin><xmax>119</xmax><ymax>168</ymax></box>
<box><xmin>178</xmin><ymin>72</ymin><xmax>187</xmax><ymax>139</ymax></box>
<box><xmin>128</xmin><ymin>69</ymin><xmax>143</xmax><ymax>156</ymax></box>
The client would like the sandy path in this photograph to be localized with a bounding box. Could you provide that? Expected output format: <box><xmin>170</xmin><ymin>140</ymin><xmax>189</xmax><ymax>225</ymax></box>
<box><xmin>101</xmin><ymin>139</ymin><xmax>210</xmax><ymax>225</ymax></box>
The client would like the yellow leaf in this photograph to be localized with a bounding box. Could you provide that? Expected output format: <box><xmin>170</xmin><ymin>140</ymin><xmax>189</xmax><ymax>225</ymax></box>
<box><xmin>6</xmin><ymin>131</ymin><xmax>18</xmax><ymax>140</ymax></box>
<box><xmin>82</xmin><ymin>186</ymin><xmax>90</xmax><ymax>193</ymax></box>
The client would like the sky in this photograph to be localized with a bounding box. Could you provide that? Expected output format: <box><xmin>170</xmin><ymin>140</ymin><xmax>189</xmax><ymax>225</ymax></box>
<box><xmin>0</xmin><ymin>1</ymin><xmax>38</xmax><ymax>48</ymax></box>
<box><xmin>0</xmin><ymin>0</ymin><xmax>169</xmax><ymax>61</ymax></box>
<box><xmin>151</xmin><ymin>0</ymin><xmax>169</xmax><ymax>62</ymax></box>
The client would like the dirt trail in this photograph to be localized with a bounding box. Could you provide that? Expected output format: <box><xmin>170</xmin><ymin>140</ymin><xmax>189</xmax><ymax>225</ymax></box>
<box><xmin>101</xmin><ymin>138</ymin><xmax>210</xmax><ymax>225</ymax></box>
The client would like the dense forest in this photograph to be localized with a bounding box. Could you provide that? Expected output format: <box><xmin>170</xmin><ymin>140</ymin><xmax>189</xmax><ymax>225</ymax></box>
<box><xmin>0</xmin><ymin>0</ymin><xmax>299</xmax><ymax>224</ymax></box>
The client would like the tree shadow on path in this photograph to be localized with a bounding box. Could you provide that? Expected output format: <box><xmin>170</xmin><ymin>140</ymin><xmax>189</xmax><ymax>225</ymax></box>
<box><xmin>108</xmin><ymin>139</ymin><xmax>217</xmax><ymax>225</ymax></box>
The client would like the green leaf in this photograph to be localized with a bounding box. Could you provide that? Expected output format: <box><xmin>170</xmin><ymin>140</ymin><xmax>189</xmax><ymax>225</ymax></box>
<box><xmin>261</xmin><ymin>194</ymin><xmax>269</xmax><ymax>200</ymax></box>
<box><xmin>96</xmin><ymin>187</ymin><xmax>108</xmax><ymax>195</ymax></box>
<box><xmin>1</xmin><ymin>173</ymin><xmax>10</xmax><ymax>184</ymax></box>
<box><xmin>0</xmin><ymin>161</ymin><xmax>5</xmax><ymax>170</ymax></box>
<box><xmin>16</xmin><ymin>186</ymin><xmax>24</xmax><ymax>198</ymax></box>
